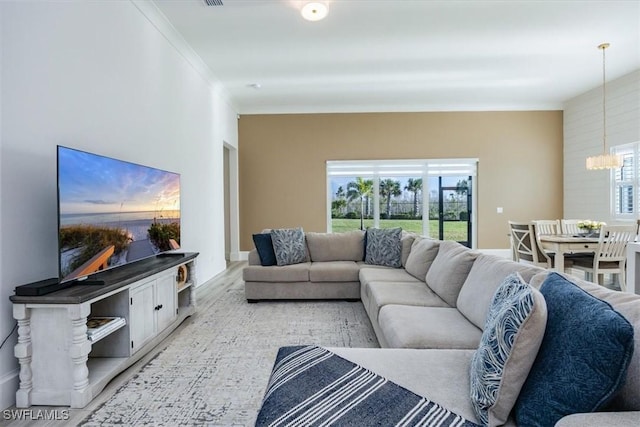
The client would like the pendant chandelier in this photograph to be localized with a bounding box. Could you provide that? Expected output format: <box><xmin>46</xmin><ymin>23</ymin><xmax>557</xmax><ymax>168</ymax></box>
<box><xmin>586</xmin><ymin>43</ymin><xmax>622</xmax><ymax>170</ymax></box>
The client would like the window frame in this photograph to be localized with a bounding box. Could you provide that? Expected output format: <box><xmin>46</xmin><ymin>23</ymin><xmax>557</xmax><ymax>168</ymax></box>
<box><xmin>326</xmin><ymin>159</ymin><xmax>478</xmax><ymax>247</ymax></box>
<box><xmin>612</xmin><ymin>143</ymin><xmax>639</xmax><ymax>220</ymax></box>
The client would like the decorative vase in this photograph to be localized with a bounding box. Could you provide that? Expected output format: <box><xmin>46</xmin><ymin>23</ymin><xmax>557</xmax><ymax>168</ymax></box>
<box><xmin>578</xmin><ymin>228</ymin><xmax>589</xmax><ymax>237</ymax></box>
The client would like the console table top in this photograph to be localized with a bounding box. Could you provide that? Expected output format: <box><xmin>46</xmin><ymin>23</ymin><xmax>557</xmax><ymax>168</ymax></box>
<box><xmin>10</xmin><ymin>252</ymin><xmax>198</xmax><ymax>305</ymax></box>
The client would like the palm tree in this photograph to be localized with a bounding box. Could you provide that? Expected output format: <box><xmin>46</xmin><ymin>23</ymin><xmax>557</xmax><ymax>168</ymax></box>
<box><xmin>379</xmin><ymin>179</ymin><xmax>402</xmax><ymax>219</ymax></box>
<box><xmin>347</xmin><ymin>177</ymin><xmax>373</xmax><ymax>230</ymax></box>
<box><xmin>455</xmin><ymin>179</ymin><xmax>469</xmax><ymax>197</ymax></box>
<box><xmin>332</xmin><ymin>186</ymin><xmax>347</xmax><ymax>217</ymax></box>
<box><xmin>404</xmin><ymin>178</ymin><xmax>423</xmax><ymax>217</ymax></box>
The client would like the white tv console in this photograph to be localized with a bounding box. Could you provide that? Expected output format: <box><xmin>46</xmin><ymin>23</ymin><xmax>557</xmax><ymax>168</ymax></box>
<box><xmin>9</xmin><ymin>252</ymin><xmax>198</xmax><ymax>408</ymax></box>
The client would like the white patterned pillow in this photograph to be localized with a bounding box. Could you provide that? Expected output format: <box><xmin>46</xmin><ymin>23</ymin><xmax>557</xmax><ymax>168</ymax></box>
<box><xmin>365</xmin><ymin>227</ymin><xmax>402</xmax><ymax>268</ymax></box>
<box><xmin>469</xmin><ymin>272</ymin><xmax>547</xmax><ymax>426</ymax></box>
<box><xmin>270</xmin><ymin>227</ymin><xmax>307</xmax><ymax>266</ymax></box>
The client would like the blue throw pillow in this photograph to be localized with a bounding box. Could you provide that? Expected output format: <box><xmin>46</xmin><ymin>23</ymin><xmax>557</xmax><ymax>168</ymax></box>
<box><xmin>365</xmin><ymin>227</ymin><xmax>402</xmax><ymax>268</ymax></box>
<box><xmin>252</xmin><ymin>233</ymin><xmax>277</xmax><ymax>266</ymax></box>
<box><xmin>514</xmin><ymin>272</ymin><xmax>634</xmax><ymax>427</ymax></box>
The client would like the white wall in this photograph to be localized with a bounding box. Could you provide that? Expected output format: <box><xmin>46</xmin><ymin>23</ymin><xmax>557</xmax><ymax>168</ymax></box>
<box><xmin>564</xmin><ymin>70</ymin><xmax>640</xmax><ymax>221</ymax></box>
<box><xmin>0</xmin><ymin>0</ymin><xmax>238</xmax><ymax>409</ymax></box>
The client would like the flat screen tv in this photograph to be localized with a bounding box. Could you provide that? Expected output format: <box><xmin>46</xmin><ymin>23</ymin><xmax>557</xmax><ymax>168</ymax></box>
<box><xmin>57</xmin><ymin>146</ymin><xmax>181</xmax><ymax>283</ymax></box>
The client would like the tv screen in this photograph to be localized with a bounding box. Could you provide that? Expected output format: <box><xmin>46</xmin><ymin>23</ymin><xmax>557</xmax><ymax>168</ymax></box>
<box><xmin>57</xmin><ymin>146</ymin><xmax>181</xmax><ymax>283</ymax></box>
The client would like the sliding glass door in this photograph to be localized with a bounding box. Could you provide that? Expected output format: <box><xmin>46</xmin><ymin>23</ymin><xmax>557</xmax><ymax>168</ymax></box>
<box><xmin>433</xmin><ymin>176</ymin><xmax>472</xmax><ymax>247</ymax></box>
<box><xmin>327</xmin><ymin>159</ymin><xmax>477</xmax><ymax>247</ymax></box>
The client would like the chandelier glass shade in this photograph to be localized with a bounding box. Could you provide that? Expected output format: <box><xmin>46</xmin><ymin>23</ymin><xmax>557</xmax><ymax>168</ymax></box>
<box><xmin>586</xmin><ymin>43</ymin><xmax>622</xmax><ymax>170</ymax></box>
<box><xmin>586</xmin><ymin>153</ymin><xmax>623</xmax><ymax>170</ymax></box>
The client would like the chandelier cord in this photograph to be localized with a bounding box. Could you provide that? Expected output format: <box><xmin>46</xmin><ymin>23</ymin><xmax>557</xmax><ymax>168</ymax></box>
<box><xmin>602</xmin><ymin>44</ymin><xmax>607</xmax><ymax>153</ymax></box>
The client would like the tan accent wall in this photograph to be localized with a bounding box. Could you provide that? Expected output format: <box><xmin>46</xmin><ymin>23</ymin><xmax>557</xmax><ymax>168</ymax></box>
<box><xmin>239</xmin><ymin>111</ymin><xmax>563</xmax><ymax>250</ymax></box>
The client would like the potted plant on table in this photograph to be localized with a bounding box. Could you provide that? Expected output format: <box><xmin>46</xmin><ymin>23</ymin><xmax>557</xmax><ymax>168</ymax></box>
<box><xmin>577</xmin><ymin>220</ymin><xmax>605</xmax><ymax>237</ymax></box>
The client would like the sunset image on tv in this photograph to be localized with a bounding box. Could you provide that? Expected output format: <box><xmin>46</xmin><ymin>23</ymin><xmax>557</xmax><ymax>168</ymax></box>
<box><xmin>57</xmin><ymin>146</ymin><xmax>181</xmax><ymax>282</ymax></box>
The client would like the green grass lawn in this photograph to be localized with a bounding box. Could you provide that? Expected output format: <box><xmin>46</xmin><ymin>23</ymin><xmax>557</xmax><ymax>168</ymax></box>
<box><xmin>331</xmin><ymin>218</ymin><xmax>469</xmax><ymax>241</ymax></box>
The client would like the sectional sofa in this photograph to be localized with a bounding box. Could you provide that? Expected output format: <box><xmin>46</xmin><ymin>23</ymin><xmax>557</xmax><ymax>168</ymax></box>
<box><xmin>244</xmin><ymin>229</ymin><xmax>639</xmax><ymax>426</ymax></box>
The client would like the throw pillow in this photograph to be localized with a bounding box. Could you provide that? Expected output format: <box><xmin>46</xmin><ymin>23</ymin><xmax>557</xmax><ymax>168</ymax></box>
<box><xmin>252</xmin><ymin>233</ymin><xmax>277</xmax><ymax>266</ymax></box>
<box><xmin>404</xmin><ymin>237</ymin><xmax>440</xmax><ymax>280</ymax></box>
<box><xmin>365</xmin><ymin>227</ymin><xmax>402</xmax><ymax>268</ymax></box>
<box><xmin>469</xmin><ymin>272</ymin><xmax>547</xmax><ymax>426</ymax></box>
<box><xmin>270</xmin><ymin>227</ymin><xmax>307</xmax><ymax>266</ymax></box>
<box><xmin>514</xmin><ymin>272</ymin><xmax>635</xmax><ymax>427</ymax></box>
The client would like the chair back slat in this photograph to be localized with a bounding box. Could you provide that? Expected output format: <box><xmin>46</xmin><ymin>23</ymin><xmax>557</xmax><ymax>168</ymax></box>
<box><xmin>533</xmin><ymin>219</ymin><xmax>560</xmax><ymax>236</ymax></box>
<box><xmin>561</xmin><ymin>219</ymin><xmax>584</xmax><ymax>235</ymax></box>
<box><xmin>509</xmin><ymin>221</ymin><xmax>550</xmax><ymax>268</ymax></box>
<box><xmin>596</xmin><ymin>225</ymin><xmax>638</xmax><ymax>262</ymax></box>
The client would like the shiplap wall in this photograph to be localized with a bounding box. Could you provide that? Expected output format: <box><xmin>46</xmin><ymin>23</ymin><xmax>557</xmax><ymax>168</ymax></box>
<box><xmin>564</xmin><ymin>70</ymin><xmax>640</xmax><ymax>222</ymax></box>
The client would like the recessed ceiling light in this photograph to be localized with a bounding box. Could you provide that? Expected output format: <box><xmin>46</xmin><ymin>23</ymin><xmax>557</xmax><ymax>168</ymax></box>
<box><xmin>247</xmin><ymin>83</ymin><xmax>262</xmax><ymax>89</ymax></box>
<box><xmin>301</xmin><ymin>2</ymin><xmax>328</xmax><ymax>22</ymax></box>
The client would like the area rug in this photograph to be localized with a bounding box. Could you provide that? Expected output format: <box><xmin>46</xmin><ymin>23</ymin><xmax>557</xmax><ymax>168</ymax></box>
<box><xmin>256</xmin><ymin>345</ymin><xmax>479</xmax><ymax>427</ymax></box>
<box><xmin>81</xmin><ymin>280</ymin><xmax>378</xmax><ymax>426</ymax></box>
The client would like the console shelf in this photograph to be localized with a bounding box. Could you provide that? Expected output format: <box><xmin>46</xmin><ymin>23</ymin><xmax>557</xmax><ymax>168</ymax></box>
<box><xmin>10</xmin><ymin>252</ymin><xmax>198</xmax><ymax>408</ymax></box>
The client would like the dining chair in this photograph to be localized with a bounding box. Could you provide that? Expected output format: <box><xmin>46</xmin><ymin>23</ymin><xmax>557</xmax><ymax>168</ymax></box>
<box><xmin>509</xmin><ymin>221</ymin><xmax>553</xmax><ymax>269</ymax></box>
<box><xmin>533</xmin><ymin>219</ymin><xmax>561</xmax><ymax>236</ymax></box>
<box><xmin>570</xmin><ymin>224</ymin><xmax>638</xmax><ymax>291</ymax></box>
<box><xmin>560</xmin><ymin>219</ymin><xmax>584</xmax><ymax>235</ymax></box>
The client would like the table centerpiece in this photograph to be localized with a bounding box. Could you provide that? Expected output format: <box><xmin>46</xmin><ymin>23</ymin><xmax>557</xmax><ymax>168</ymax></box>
<box><xmin>577</xmin><ymin>220</ymin><xmax>605</xmax><ymax>237</ymax></box>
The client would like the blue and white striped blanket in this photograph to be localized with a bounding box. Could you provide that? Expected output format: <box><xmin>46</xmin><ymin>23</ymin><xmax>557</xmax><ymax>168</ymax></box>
<box><xmin>256</xmin><ymin>346</ymin><xmax>479</xmax><ymax>427</ymax></box>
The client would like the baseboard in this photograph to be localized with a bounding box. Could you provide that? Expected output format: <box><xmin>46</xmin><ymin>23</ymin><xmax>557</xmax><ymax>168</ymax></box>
<box><xmin>477</xmin><ymin>248</ymin><xmax>512</xmax><ymax>259</ymax></box>
<box><xmin>0</xmin><ymin>368</ymin><xmax>18</xmax><ymax>410</ymax></box>
<box><xmin>234</xmin><ymin>251</ymin><xmax>249</xmax><ymax>261</ymax></box>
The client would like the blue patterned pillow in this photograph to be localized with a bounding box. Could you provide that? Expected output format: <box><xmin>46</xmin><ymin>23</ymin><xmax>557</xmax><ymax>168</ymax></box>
<box><xmin>514</xmin><ymin>272</ymin><xmax>635</xmax><ymax>427</ymax></box>
<box><xmin>470</xmin><ymin>273</ymin><xmax>547</xmax><ymax>426</ymax></box>
<box><xmin>252</xmin><ymin>233</ymin><xmax>277</xmax><ymax>266</ymax></box>
<box><xmin>365</xmin><ymin>227</ymin><xmax>402</xmax><ymax>268</ymax></box>
<box><xmin>270</xmin><ymin>228</ymin><xmax>307</xmax><ymax>266</ymax></box>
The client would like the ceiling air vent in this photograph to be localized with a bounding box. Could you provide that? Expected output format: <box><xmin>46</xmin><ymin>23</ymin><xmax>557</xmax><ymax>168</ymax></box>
<box><xmin>204</xmin><ymin>0</ymin><xmax>223</xmax><ymax>5</ymax></box>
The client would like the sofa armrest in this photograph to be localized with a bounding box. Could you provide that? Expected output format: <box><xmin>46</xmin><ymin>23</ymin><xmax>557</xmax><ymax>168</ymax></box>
<box><xmin>248</xmin><ymin>249</ymin><xmax>261</xmax><ymax>265</ymax></box>
<box><xmin>555</xmin><ymin>412</ymin><xmax>640</xmax><ymax>427</ymax></box>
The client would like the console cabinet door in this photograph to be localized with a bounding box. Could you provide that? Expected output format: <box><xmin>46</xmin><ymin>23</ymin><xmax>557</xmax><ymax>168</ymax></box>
<box><xmin>155</xmin><ymin>271</ymin><xmax>177</xmax><ymax>332</ymax></box>
<box><xmin>129</xmin><ymin>280</ymin><xmax>155</xmax><ymax>354</ymax></box>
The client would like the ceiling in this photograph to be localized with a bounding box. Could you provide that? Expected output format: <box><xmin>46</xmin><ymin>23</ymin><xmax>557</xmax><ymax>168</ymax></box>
<box><xmin>153</xmin><ymin>0</ymin><xmax>640</xmax><ymax>114</ymax></box>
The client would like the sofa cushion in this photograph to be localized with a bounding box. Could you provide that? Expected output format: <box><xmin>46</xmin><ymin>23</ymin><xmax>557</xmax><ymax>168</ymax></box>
<box><xmin>366</xmin><ymin>281</ymin><xmax>450</xmax><ymax>322</ymax></box>
<box><xmin>470</xmin><ymin>273</ymin><xmax>547</xmax><ymax>426</ymax></box>
<box><xmin>242</xmin><ymin>262</ymin><xmax>311</xmax><ymax>283</ymax></box>
<box><xmin>306</xmin><ymin>231</ymin><xmax>364</xmax><ymax>262</ymax></box>
<box><xmin>252</xmin><ymin>233</ymin><xmax>277</xmax><ymax>266</ymax></box>
<box><xmin>271</xmin><ymin>227</ymin><xmax>307</xmax><ymax>266</ymax></box>
<box><xmin>426</xmin><ymin>240</ymin><xmax>478</xmax><ymax>307</ymax></box>
<box><xmin>379</xmin><ymin>305</ymin><xmax>482</xmax><ymax>349</ymax></box>
<box><xmin>514</xmin><ymin>272</ymin><xmax>635</xmax><ymax>427</ymax></box>
<box><xmin>309</xmin><ymin>261</ymin><xmax>360</xmax><ymax>282</ymax></box>
<box><xmin>404</xmin><ymin>237</ymin><xmax>440</xmax><ymax>280</ymax></box>
<box><xmin>457</xmin><ymin>254</ymin><xmax>544</xmax><ymax>329</ymax></box>
<box><xmin>359</xmin><ymin>266</ymin><xmax>421</xmax><ymax>287</ymax></box>
<box><xmin>365</xmin><ymin>227</ymin><xmax>402</xmax><ymax>268</ymax></box>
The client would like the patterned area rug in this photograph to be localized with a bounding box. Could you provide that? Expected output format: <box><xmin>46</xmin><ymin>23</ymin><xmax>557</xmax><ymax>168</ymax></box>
<box><xmin>256</xmin><ymin>346</ymin><xmax>479</xmax><ymax>427</ymax></box>
<box><xmin>81</xmin><ymin>280</ymin><xmax>378</xmax><ymax>426</ymax></box>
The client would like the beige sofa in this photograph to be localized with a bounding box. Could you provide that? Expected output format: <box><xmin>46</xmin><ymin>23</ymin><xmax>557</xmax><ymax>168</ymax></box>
<box><xmin>245</xmin><ymin>230</ymin><xmax>367</xmax><ymax>301</ymax></box>
<box><xmin>246</xmin><ymin>231</ymin><xmax>640</xmax><ymax>426</ymax></box>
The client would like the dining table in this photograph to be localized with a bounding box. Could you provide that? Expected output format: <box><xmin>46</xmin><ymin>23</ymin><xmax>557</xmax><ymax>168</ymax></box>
<box><xmin>538</xmin><ymin>234</ymin><xmax>600</xmax><ymax>272</ymax></box>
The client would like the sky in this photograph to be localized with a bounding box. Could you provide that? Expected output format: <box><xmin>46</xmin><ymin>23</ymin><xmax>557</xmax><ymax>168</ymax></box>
<box><xmin>58</xmin><ymin>146</ymin><xmax>180</xmax><ymax>215</ymax></box>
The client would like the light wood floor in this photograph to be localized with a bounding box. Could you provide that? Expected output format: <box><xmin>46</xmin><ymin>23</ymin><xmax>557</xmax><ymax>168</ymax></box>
<box><xmin>1</xmin><ymin>261</ymin><xmax>246</xmax><ymax>427</ymax></box>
